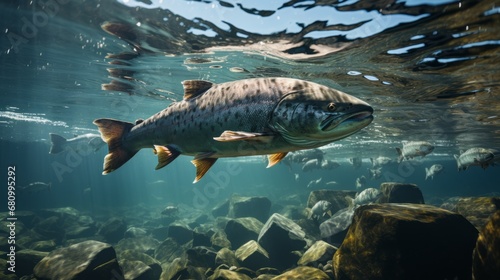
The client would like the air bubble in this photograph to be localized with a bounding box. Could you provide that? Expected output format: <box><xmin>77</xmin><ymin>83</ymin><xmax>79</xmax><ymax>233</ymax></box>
<box><xmin>364</xmin><ymin>75</ymin><xmax>379</xmax><ymax>81</ymax></box>
<box><xmin>347</xmin><ymin>71</ymin><xmax>362</xmax><ymax>76</ymax></box>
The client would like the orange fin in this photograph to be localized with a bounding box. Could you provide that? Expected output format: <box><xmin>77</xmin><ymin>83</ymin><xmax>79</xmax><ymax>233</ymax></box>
<box><xmin>93</xmin><ymin>118</ymin><xmax>137</xmax><ymax>174</ymax></box>
<box><xmin>214</xmin><ymin>130</ymin><xmax>274</xmax><ymax>143</ymax></box>
<box><xmin>154</xmin><ymin>145</ymin><xmax>181</xmax><ymax>170</ymax></box>
<box><xmin>191</xmin><ymin>157</ymin><xmax>218</xmax><ymax>183</ymax></box>
<box><xmin>182</xmin><ymin>80</ymin><xmax>213</xmax><ymax>100</ymax></box>
<box><xmin>267</xmin><ymin>152</ymin><xmax>288</xmax><ymax>168</ymax></box>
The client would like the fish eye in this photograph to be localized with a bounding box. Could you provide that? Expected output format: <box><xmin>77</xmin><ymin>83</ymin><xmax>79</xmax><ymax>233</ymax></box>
<box><xmin>327</xmin><ymin>102</ymin><xmax>336</xmax><ymax>111</ymax></box>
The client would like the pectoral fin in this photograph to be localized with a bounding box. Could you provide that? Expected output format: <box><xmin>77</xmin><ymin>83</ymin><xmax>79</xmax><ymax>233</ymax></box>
<box><xmin>154</xmin><ymin>145</ymin><xmax>181</xmax><ymax>170</ymax></box>
<box><xmin>214</xmin><ymin>130</ymin><xmax>274</xmax><ymax>143</ymax></box>
<box><xmin>191</xmin><ymin>157</ymin><xmax>218</xmax><ymax>183</ymax></box>
<box><xmin>267</xmin><ymin>152</ymin><xmax>288</xmax><ymax>168</ymax></box>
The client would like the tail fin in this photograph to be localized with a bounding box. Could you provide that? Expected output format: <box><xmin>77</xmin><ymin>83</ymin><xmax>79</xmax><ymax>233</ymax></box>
<box><xmin>396</xmin><ymin>147</ymin><xmax>403</xmax><ymax>163</ymax></box>
<box><xmin>93</xmin><ymin>119</ymin><xmax>137</xmax><ymax>174</ymax></box>
<box><xmin>453</xmin><ymin>155</ymin><xmax>461</xmax><ymax>171</ymax></box>
<box><xmin>325</xmin><ymin>210</ymin><xmax>332</xmax><ymax>218</ymax></box>
<box><xmin>425</xmin><ymin>167</ymin><xmax>430</xmax><ymax>180</ymax></box>
<box><xmin>49</xmin><ymin>133</ymin><xmax>67</xmax><ymax>154</ymax></box>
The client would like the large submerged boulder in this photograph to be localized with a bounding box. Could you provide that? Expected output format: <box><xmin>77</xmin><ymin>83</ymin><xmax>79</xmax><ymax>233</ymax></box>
<box><xmin>118</xmin><ymin>249</ymin><xmax>162</xmax><ymax>280</ymax></box>
<box><xmin>15</xmin><ymin>249</ymin><xmax>48</xmax><ymax>277</ymax></box>
<box><xmin>456</xmin><ymin>196</ymin><xmax>500</xmax><ymax>230</ymax></box>
<box><xmin>154</xmin><ymin>238</ymin><xmax>186</xmax><ymax>264</ymax></box>
<box><xmin>297</xmin><ymin>240</ymin><xmax>337</xmax><ymax>267</ymax></box>
<box><xmin>115</xmin><ymin>236</ymin><xmax>160</xmax><ymax>254</ymax></box>
<box><xmin>192</xmin><ymin>230</ymin><xmax>212</xmax><ymax>247</ymax></box>
<box><xmin>33</xmin><ymin>240</ymin><xmax>122</xmax><ymax>280</ymax></box>
<box><xmin>211</xmin><ymin>230</ymin><xmax>232</xmax><ymax>250</ymax></box>
<box><xmin>235</xmin><ymin>240</ymin><xmax>270</xmax><ymax>271</ymax></box>
<box><xmin>186</xmin><ymin>246</ymin><xmax>217</xmax><ymax>268</ymax></box>
<box><xmin>212</xmin><ymin>199</ymin><xmax>230</xmax><ymax>217</ymax></box>
<box><xmin>98</xmin><ymin>217</ymin><xmax>127</xmax><ymax>243</ymax></box>
<box><xmin>208</xmin><ymin>267</ymin><xmax>252</xmax><ymax>280</ymax></box>
<box><xmin>167</xmin><ymin>223</ymin><xmax>193</xmax><ymax>245</ymax></box>
<box><xmin>472</xmin><ymin>210</ymin><xmax>500</xmax><ymax>280</ymax></box>
<box><xmin>30</xmin><ymin>240</ymin><xmax>57</xmax><ymax>252</ymax></box>
<box><xmin>154</xmin><ymin>238</ymin><xmax>185</xmax><ymax>263</ymax></box>
<box><xmin>229</xmin><ymin>196</ymin><xmax>272</xmax><ymax>223</ymax></box>
<box><xmin>334</xmin><ymin>203</ymin><xmax>478</xmax><ymax>280</ymax></box>
<box><xmin>33</xmin><ymin>216</ymin><xmax>65</xmax><ymax>242</ymax></box>
<box><xmin>271</xmin><ymin>266</ymin><xmax>330</xmax><ymax>280</ymax></box>
<box><xmin>378</xmin><ymin>182</ymin><xmax>424</xmax><ymax>204</ymax></box>
<box><xmin>215</xmin><ymin>247</ymin><xmax>239</xmax><ymax>267</ymax></box>
<box><xmin>120</xmin><ymin>259</ymin><xmax>155</xmax><ymax>280</ymax></box>
<box><xmin>224</xmin><ymin>217</ymin><xmax>264</xmax><ymax>249</ymax></box>
<box><xmin>258</xmin><ymin>213</ymin><xmax>308</xmax><ymax>269</ymax></box>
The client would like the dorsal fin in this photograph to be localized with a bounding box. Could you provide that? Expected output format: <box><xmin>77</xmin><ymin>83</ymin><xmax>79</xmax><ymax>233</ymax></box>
<box><xmin>182</xmin><ymin>80</ymin><xmax>214</xmax><ymax>100</ymax></box>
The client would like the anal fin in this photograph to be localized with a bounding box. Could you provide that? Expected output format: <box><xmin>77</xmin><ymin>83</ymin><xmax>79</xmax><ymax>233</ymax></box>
<box><xmin>154</xmin><ymin>145</ymin><xmax>181</xmax><ymax>170</ymax></box>
<box><xmin>191</xmin><ymin>157</ymin><xmax>218</xmax><ymax>183</ymax></box>
<box><xmin>267</xmin><ymin>152</ymin><xmax>288</xmax><ymax>168</ymax></box>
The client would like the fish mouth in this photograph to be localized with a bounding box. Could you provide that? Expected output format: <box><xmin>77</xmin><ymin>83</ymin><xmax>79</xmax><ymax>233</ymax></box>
<box><xmin>320</xmin><ymin>104</ymin><xmax>374</xmax><ymax>132</ymax></box>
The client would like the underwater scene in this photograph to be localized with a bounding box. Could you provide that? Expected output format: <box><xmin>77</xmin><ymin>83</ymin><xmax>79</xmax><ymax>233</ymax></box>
<box><xmin>1</xmin><ymin>0</ymin><xmax>500</xmax><ymax>279</ymax></box>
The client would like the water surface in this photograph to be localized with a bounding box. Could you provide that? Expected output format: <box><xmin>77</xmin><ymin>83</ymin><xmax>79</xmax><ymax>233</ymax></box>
<box><xmin>1</xmin><ymin>0</ymin><xmax>499</xmax><ymax>207</ymax></box>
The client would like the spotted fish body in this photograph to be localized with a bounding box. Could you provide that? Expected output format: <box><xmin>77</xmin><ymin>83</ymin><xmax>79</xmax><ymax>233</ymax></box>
<box><xmin>396</xmin><ymin>141</ymin><xmax>434</xmax><ymax>162</ymax></box>
<box><xmin>94</xmin><ymin>77</ymin><xmax>373</xmax><ymax>182</ymax></box>
<box><xmin>454</xmin><ymin>148</ymin><xmax>495</xmax><ymax>171</ymax></box>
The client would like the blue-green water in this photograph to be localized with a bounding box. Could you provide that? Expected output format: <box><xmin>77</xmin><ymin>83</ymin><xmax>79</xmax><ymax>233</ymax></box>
<box><xmin>0</xmin><ymin>0</ymin><xmax>499</xmax><ymax>278</ymax></box>
<box><xmin>1</xmin><ymin>0</ymin><xmax>499</xmax><ymax>210</ymax></box>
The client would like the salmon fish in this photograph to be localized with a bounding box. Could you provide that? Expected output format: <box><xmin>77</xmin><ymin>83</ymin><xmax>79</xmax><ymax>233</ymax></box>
<box><xmin>454</xmin><ymin>147</ymin><xmax>496</xmax><ymax>171</ymax></box>
<box><xmin>425</xmin><ymin>164</ymin><xmax>444</xmax><ymax>180</ymax></box>
<box><xmin>19</xmin><ymin>182</ymin><xmax>52</xmax><ymax>193</ymax></box>
<box><xmin>396</xmin><ymin>141</ymin><xmax>434</xmax><ymax>162</ymax></box>
<box><xmin>94</xmin><ymin>78</ymin><xmax>373</xmax><ymax>182</ymax></box>
<box><xmin>49</xmin><ymin>133</ymin><xmax>105</xmax><ymax>154</ymax></box>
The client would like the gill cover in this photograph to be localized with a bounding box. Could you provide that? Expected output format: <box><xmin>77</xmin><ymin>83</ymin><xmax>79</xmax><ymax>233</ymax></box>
<box><xmin>270</xmin><ymin>91</ymin><xmax>338</xmax><ymax>147</ymax></box>
<box><xmin>270</xmin><ymin>89</ymin><xmax>373</xmax><ymax>148</ymax></box>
